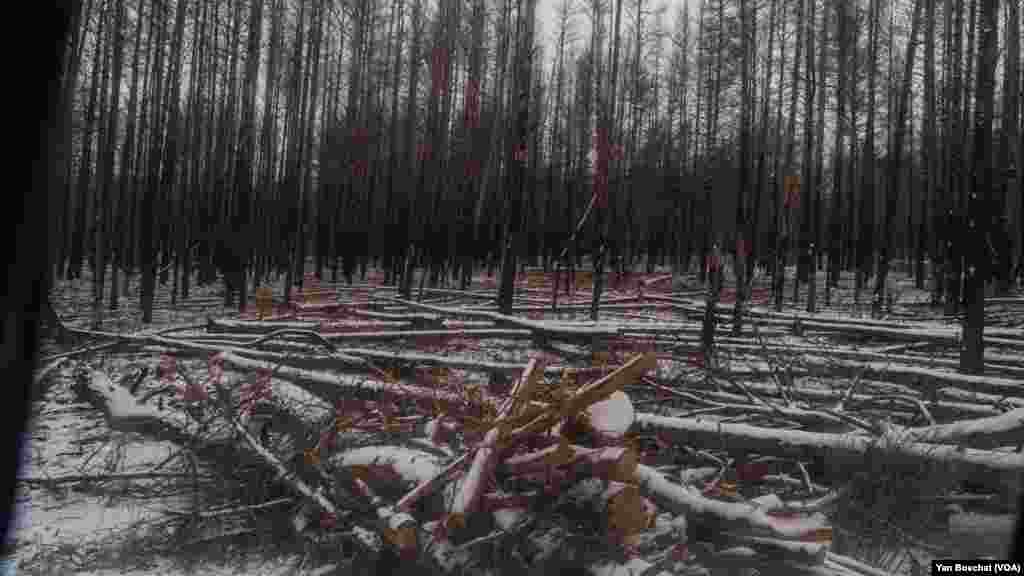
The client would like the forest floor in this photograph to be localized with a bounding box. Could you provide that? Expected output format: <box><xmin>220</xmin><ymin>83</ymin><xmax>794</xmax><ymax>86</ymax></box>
<box><xmin>10</xmin><ymin>260</ymin><xmax>1023</xmax><ymax>575</ymax></box>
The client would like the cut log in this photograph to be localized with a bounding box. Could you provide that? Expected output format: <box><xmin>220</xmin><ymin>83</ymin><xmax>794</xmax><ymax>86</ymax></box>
<box><xmin>794</xmin><ymin>355</ymin><xmax>1024</xmax><ymax>397</ymax></box>
<box><xmin>332</xmin><ymin>446</ymin><xmax>443</xmax><ymax>490</ymax></box>
<box><xmin>446</xmin><ymin>359</ymin><xmax>543</xmax><ymax>532</ymax></box>
<box><xmin>719</xmin><ymin>533</ymin><xmax>828</xmax><ymax>565</ymax></box>
<box><xmin>503</xmin><ymin>445</ymin><xmax>638</xmax><ymax>484</ymax></box>
<box><xmin>219</xmin><ymin>352</ymin><xmax>469</xmax><ymax>410</ymax></box>
<box><xmin>634</xmin><ymin>464</ymin><xmax>830</xmax><ymax>540</ymax></box>
<box><xmin>395</xmin><ymin>452</ymin><xmax>473</xmax><ymax>513</ymax></box>
<box><xmin>634</xmin><ymin>413</ymin><xmax>1024</xmax><ymax>483</ymax></box>
<box><xmin>584</xmin><ymin>390</ymin><xmax>635</xmax><ymax>442</ymax></box>
<box><xmin>207</xmin><ymin>317</ymin><xmax>320</xmax><ymax>333</ymax></box>
<box><xmin>390</xmin><ymin>297</ymin><xmax>624</xmax><ymax>341</ymax></box>
<box><xmin>74</xmin><ymin>369</ymin><xmax>205</xmax><ymax>446</ymax></box>
<box><xmin>587</xmin><ymin>557</ymin><xmax>672</xmax><ymax>576</ymax></box>
<box><xmin>349</xmin><ymin>476</ymin><xmax>418</xmax><ymax>557</ymax></box>
<box><xmin>502</xmin><ymin>354</ymin><xmax>657</xmax><ymax>439</ymax></box>
<box><xmin>894</xmin><ymin>407</ymin><xmax>1024</xmax><ymax>449</ymax></box>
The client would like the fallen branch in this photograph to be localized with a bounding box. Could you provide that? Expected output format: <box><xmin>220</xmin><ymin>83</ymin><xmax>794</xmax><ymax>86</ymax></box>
<box><xmin>74</xmin><ymin>369</ymin><xmax>205</xmax><ymax>446</ymax></box>
<box><xmin>18</xmin><ymin>472</ymin><xmax>216</xmax><ymax>485</ymax></box>
<box><xmin>217</xmin><ymin>383</ymin><xmax>383</xmax><ymax>554</ymax></box>
<box><xmin>332</xmin><ymin>446</ymin><xmax>443</xmax><ymax>491</ymax></box>
<box><xmin>390</xmin><ymin>297</ymin><xmax>624</xmax><ymax>341</ymax></box>
<box><xmin>634</xmin><ymin>413</ymin><xmax>1024</xmax><ymax>484</ymax></box>
<box><xmin>894</xmin><ymin>407</ymin><xmax>1024</xmax><ymax>449</ymax></box>
<box><xmin>447</xmin><ymin>359</ymin><xmax>543</xmax><ymax>532</ymax></box>
<box><xmin>634</xmin><ymin>464</ymin><xmax>830</xmax><ymax>540</ymax></box>
<box><xmin>218</xmin><ymin>352</ymin><xmax>469</xmax><ymax>410</ymax></box>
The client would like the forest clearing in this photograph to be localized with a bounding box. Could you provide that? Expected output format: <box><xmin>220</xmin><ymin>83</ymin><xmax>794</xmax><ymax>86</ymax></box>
<box><xmin>18</xmin><ymin>0</ymin><xmax>1023</xmax><ymax>572</ymax></box>
<box><xmin>14</xmin><ymin>260</ymin><xmax>1024</xmax><ymax>575</ymax></box>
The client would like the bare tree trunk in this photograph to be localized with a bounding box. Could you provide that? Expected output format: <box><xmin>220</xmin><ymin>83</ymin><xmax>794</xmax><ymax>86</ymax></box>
<box><xmin>777</xmin><ymin>0</ymin><xmax>802</xmax><ymax>310</ymax></box>
<box><xmin>588</xmin><ymin>0</ymin><xmax>624</xmax><ymax>321</ymax></box>
<box><xmin>919</xmin><ymin>0</ymin><xmax>937</xmax><ymax>294</ymax></box>
<box><xmin>400</xmin><ymin>0</ymin><xmax>423</xmax><ymax>299</ymax></box>
<box><xmin>960</xmin><ymin>0</ymin><xmax>997</xmax><ymax>373</ymax></box>
<box><xmin>732</xmin><ymin>0</ymin><xmax>753</xmax><ymax>334</ymax></box>
<box><xmin>876</xmin><ymin>0</ymin><xmax>923</xmax><ymax>315</ymax></box>
<box><xmin>997</xmin><ymin>0</ymin><xmax>1020</xmax><ymax>293</ymax></box>
<box><xmin>828</xmin><ymin>0</ymin><xmax>848</xmax><ymax>305</ymax></box>
<box><xmin>857</xmin><ymin>0</ymin><xmax>880</xmax><ymax>311</ymax></box>
<box><xmin>75</xmin><ymin>0</ymin><xmax>107</xmax><ymax>286</ymax></box>
<box><xmin>944</xmin><ymin>0</ymin><xmax>966</xmax><ymax>315</ymax></box>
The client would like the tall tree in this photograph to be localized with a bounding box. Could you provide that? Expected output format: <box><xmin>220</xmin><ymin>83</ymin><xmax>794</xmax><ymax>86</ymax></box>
<box><xmin>57</xmin><ymin>0</ymin><xmax>91</xmax><ymax>283</ymax></box>
<box><xmin>918</xmin><ymin>0</ymin><xmax>937</xmax><ymax>292</ymax></box>
<box><xmin>588</xmin><ymin>0</ymin><xmax>625</xmax><ymax>321</ymax></box>
<box><xmin>857</xmin><ymin>0</ymin><xmax>880</xmax><ymax>308</ymax></box>
<box><xmin>998</xmin><ymin>0</ymin><xmax>1020</xmax><ymax>292</ymax></box>
<box><xmin>828</xmin><ymin>0</ymin><xmax>849</xmax><ymax>304</ymax></box>
<box><xmin>943</xmin><ymin>0</ymin><xmax>966</xmax><ymax>315</ymax></box>
<box><xmin>798</xmin><ymin>0</ymin><xmax>816</xmax><ymax>311</ymax></box>
<box><xmin>876</xmin><ymin>0</ymin><xmax>923</xmax><ymax>314</ymax></box>
<box><xmin>731</xmin><ymin>0</ymin><xmax>753</xmax><ymax>333</ymax></box>
<box><xmin>960</xmin><ymin>0</ymin><xmax>998</xmax><ymax>373</ymax></box>
<box><xmin>499</xmin><ymin>0</ymin><xmax>539</xmax><ymax>314</ymax></box>
<box><xmin>775</xmin><ymin>0</ymin><xmax>803</xmax><ymax>309</ymax></box>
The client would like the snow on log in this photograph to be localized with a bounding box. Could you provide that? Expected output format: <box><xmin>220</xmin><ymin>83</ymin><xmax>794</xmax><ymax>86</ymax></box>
<box><xmin>584</xmin><ymin>390</ymin><xmax>635</xmax><ymax>441</ymax></box>
<box><xmin>218</xmin><ymin>352</ymin><xmax>468</xmax><ymax>409</ymax></box>
<box><xmin>349</xmin><ymin>476</ymin><xmax>418</xmax><ymax>556</ymax></box>
<box><xmin>634</xmin><ymin>464</ymin><xmax>831</xmax><ymax>540</ymax></box>
<box><xmin>390</xmin><ymin>297</ymin><xmax>624</xmax><ymax>341</ymax></box>
<box><xmin>894</xmin><ymin>407</ymin><xmax>1024</xmax><ymax>449</ymax></box>
<box><xmin>587</xmin><ymin>558</ymin><xmax>672</xmax><ymax>576</ymax></box>
<box><xmin>797</xmin><ymin>355</ymin><xmax>1024</xmax><ymax>397</ymax></box>
<box><xmin>344</xmin><ymin>308</ymin><xmax>442</xmax><ymax>325</ymax></box>
<box><xmin>207</xmin><ymin>317</ymin><xmax>320</xmax><ymax>333</ymax></box>
<box><xmin>332</xmin><ymin>446</ymin><xmax>443</xmax><ymax>489</ymax></box>
<box><xmin>681</xmin><ymin>378</ymin><xmax>1008</xmax><ymax>419</ymax></box>
<box><xmin>492</xmin><ymin>504</ymin><xmax>530</xmax><ymax>531</ymax></box>
<box><xmin>634</xmin><ymin>413</ymin><xmax>1024</xmax><ymax>480</ymax></box>
<box><xmin>74</xmin><ymin>368</ymin><xmax>199</xmax><ymax>445</ymax></box>
<box><xmin>335</xmin><ymin>346</ymin><xmax>615</xmax><ymax>378</ymax></box>
<box><xmin>720</xmin><ymin>533</ymin><xmax>827</xmax><ymax>565</ymax></box>
<box><xmin>317</xmin><ymin>320</ymin><xmax>414</xmax><ymax>332</ymax></box>
<box><xmin>322</xmin><ymin>328</ymin><xmax>536</xmax><ymax>342</ymax></box>
<box><xmin>395</xmin><ymin>451</ymin><xmax>473</xmax><ymax>513</ymax></box>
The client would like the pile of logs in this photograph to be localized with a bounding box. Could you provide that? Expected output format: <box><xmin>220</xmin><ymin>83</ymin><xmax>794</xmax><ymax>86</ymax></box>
<box><xmin>44</xmin><ymin>275</ymin><xmax>1024</xmax><ymax>575</ymax></box>
<box><xmin>68</xmin><ymin>343</ymin><xmax>847</xmax><ymax>574</ymax></box>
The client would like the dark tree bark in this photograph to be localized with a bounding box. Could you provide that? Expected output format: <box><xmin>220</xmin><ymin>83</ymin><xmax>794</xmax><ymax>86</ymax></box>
<box><xmin>960</xmin><ymin>0</ymin><xmax>997</xmax><ymax>373</ymax></box>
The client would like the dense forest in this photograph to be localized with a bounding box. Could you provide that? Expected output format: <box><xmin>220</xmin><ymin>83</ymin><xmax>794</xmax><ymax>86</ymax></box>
<box><xmin>19</xmin><ymin>1</ymin><xmax>1024</xmax><ymax>572</ymax></box>
<box><xmin>50</xmin><ymin>0</ymin><xmax>1021</xmax><ymax>364</ymax></box>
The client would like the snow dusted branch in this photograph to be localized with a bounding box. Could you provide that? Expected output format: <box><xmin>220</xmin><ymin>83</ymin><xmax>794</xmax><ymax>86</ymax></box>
<box><xmin>218</xmin><ymin>352</ymin><xmax>469</xmax><ymax>409</ymax></box>
<box><xmin>634</xmin><ymin>413</ymin><xmax>1024</xmax><ymax>486</ymax></box>
<box><xmin>633</xmin><ymin>464</ymin><xmax>830</xmax><ymax>541</ymax></box>
<box><xmin>893</xmin><ymin>406</ymin><xmax>1024</xmax><ymax>449</ymax></box>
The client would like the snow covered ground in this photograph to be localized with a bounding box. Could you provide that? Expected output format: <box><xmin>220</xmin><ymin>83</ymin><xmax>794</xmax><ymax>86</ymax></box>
<box><xmin>12</xmin><ymin>263</ymin><xmax>1023</xmax><ymax>575</ymax></box>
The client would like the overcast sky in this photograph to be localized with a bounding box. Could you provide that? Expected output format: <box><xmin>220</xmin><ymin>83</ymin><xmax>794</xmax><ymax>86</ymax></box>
<box><xmin>530</xmin><ymin>0</ymin><xmax>700</xmax><ymax>65</ymax></box>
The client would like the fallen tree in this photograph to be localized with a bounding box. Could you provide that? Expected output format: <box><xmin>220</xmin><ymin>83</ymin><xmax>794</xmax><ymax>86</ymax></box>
<box><xmin>633</xmin><ymin>413</ymin><xmax>1024</xmax><ymax>491</ymax></box>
